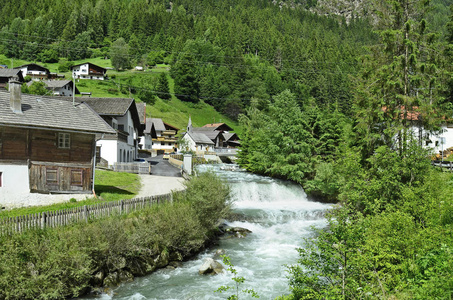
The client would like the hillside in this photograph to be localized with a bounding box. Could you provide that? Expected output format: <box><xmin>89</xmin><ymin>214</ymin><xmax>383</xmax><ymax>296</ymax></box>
<box><xmin>0</xmin><ymin>54</ymin><xmax>241</xmax><ymax>134</ymax></box>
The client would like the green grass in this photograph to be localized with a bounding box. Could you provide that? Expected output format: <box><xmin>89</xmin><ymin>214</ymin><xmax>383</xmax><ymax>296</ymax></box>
<box><xmin>1</xmin><ymin>54</ymin><xmax>244</xmax><ymax>134</ymax></box>
<box><xmin>0</xmin><ymin>170</ymin><xmax>140</xmax><ymax>218</ymax></box>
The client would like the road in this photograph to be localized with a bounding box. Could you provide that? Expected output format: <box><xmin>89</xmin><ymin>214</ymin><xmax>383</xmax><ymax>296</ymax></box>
<box><xmin>135</xmin><ymin>155</ymin><xmax>185</xmax><ymax>198</ymax></box>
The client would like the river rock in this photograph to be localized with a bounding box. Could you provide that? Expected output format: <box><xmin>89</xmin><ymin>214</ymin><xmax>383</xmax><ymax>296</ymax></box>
<box><xmin>91</xmin><ymin>270</ymin><xmax>105</xmax><ymax>287</ymax></box>
<box><xmin>225</xmin><ymin>226</ymin><xmax>252</xmax><ymax>238</ymax></box>
<box><xmin>199</xmin><ymin>258</ymin><xmax>224</xmax><ymax>275</ymax></box>
<box><xmin>107</xmin><ymin>256</ymin><xmax>126</xmax><ymax>271</ymax></box>
<box><xmin>103</xmin><ymin>272</ymin><xmax>119</xmax><ymax>287</ymax></box>
<box><xmin>118</xmin><ymin>270</ymin><xmax>134</xmax><ymax>283</ymax></box>
<box><xmin>154</xmin><ymin>250</ymin><xmax>170</xmax><ymax>268</ymax></box>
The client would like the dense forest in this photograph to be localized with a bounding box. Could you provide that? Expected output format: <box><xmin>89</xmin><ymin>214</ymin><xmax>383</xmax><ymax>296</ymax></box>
<box><xmin>2</xmin><ymin>0</ymin><xmax>453</xmax><ymax>298</ymax></box>
<box><xmin>0</xmin><ymin>0</ymin><xmax>377</xmax><ymax>118</ymax></box>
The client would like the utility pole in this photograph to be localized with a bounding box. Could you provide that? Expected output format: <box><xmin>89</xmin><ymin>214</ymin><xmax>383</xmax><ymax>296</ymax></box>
<box><xmin>72</xmin><ymin>71</ymin><xmax>76</xmax><ymax>106</ymax></box>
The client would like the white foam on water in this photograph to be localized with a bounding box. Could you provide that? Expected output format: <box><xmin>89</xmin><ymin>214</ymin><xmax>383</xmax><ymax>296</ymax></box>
<box><xmin>80</xmin><ymin>165</ymin><xmax>332</xmax><ymax>300</ymax></box>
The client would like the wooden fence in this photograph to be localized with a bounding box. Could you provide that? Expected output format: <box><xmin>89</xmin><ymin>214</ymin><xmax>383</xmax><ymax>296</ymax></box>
<box><xmin>432</xmin><ymin>160</ymin><xmax>453</xmax><ymax>171</ymax></box>
<box><xmin>0</xmin><ymin>193</ymin><xmax>176</xmax><ymax>236</ymax></box>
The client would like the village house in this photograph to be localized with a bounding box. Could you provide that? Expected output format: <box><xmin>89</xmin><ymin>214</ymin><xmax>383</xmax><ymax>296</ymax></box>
<box><xmin>181</xmin><ymin>118</ymin><xmax>215</xmax><ymax>153</ymax></box>
<box><xmin>0</xmin><ymin>69</ymin><xmax>24</xmax><ymax>89</ymax></box>
<box><xmin>151</xmin><ymin>118</ymin><xmax>179</xmax><ymax>154</ymax></box>
<box><xmin>71</xmin><ymin>62</ymin><xmax>107</xmax><ymax>80</ymax></box>
<box><xmin>136</xmin><ymin>103</ymin><xmax>154</xmax><ymax>151</ymax></box>
<box><xmin>66</xmin><ymin>97</ymin><xmax>144</xmax><ymax>167</ymax></box>
<box><xmin>192</xmin><ymin>122</ymin><xmax>240</xmax><ymax>148</ymax></box>
<box><xmin>15</xmin><ymin>63</ymin><xmax>50</xmax><ymax>81</ymax></box>
<box><xmin>15</xmin><ymin>63</ymin><xmax>64</xmax><ymax>81</ymax></box>
<box><xmin>0</xmin><ymin>82</ymin><xmax>116</xmax><ymax>201</ymax></box>
<box><xmin>41</xmin><ymin>80</ymin><xmax>80</xmax><ymax>97</ymax></box>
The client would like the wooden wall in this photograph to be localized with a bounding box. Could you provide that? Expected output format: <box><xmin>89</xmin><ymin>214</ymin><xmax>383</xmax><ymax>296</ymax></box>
<box><xmin>0</xmin><ymin>126</ymin><xmax>95</xmax><ymax>193</ymax></box>
<box><xmin>0</xmin><ymin>126</ymin><xmax>94</xmax><ymax>163</ymax></box>
<box><xmin>29</xmin><ymin>162</ymin><xmax>92</xmax><ymax>193</ymax></box>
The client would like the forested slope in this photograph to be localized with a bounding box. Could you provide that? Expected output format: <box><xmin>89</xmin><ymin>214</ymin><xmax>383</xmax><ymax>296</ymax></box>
<box><xmin>0</xmin><ymin>0</ymin><xmax>376</xmax><ymax>118</ymax></box>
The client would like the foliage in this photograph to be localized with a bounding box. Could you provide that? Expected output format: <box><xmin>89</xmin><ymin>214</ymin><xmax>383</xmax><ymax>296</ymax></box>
<box><xmin>174</xmin><ymin>171</ymin><xmax>231</xmax><ymax>230</ymax></box>
<box><xmin>21</xmin><ymin>81</ymin><xmax>50</xmax><ymax>96</ymax></box>
<box><xmin>216</xmin><ymin>255</ymin><xmax>259</xmax><ymax>300</ymax></box>
<box><xmin>0</xmin><ymin>173</ymin><xmax>230</xmax><ymax>299</ymax></box>
<box><xmin>110</xmin><ymin>37</ymin><xmax>130</xmax><ymax>71</ymax></box>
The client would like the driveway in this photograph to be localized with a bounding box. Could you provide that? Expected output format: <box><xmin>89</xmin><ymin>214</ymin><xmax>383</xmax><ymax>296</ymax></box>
<box><xmin>147</xmin><ymin>155</ymin><xmax>182</xmax><ymax>177</ymax></box>
<box><xmin>134</xmin><ymin>155</ymin><xmax>185</xmax><ymax>198</ymax></box>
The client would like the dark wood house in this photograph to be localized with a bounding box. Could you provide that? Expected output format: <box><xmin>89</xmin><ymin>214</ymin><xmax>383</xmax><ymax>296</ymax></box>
<box><xmin>0</xmin><ymin>82</ymin><xmax>115</xmax><ymax>198</ymax></box>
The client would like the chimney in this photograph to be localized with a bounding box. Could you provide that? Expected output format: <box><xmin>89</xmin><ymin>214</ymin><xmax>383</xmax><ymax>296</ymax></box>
<box><xmin>9</xmin><ymin>80</ymin><xmax>22</xmax><ymax>114</ymax></box>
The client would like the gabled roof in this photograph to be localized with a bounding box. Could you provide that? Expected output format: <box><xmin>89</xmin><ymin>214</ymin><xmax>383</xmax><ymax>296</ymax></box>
<box><xmin>136</xmin><ymin>102</ymin><xmax>146</xmax><ymax>125</ymax></box>
<box><xmin>223</xmin><ymin>132</ymin><xmax>239</xmax><ymax>142</ymax></box>
<box><xmin>202</xmin><ymin>122</ymin><xmax>233</xmax><ymax>131</ymax></box>
<box><xmin>185</xmin><ymin>131</ymin><xmax>215</xmax><ymax>145</ymax></box>
<box><xmin>15</xmin><ymin>63</ymin><xmax>50</xmax><ymax>73</ymax></box>
<box><xmin>193</xmin><ymin>128</ymin><xmax>220</xmax><ymax>141</ymax></box>
<box><xmin>144</xmin><ymin>118</ymin><xmax>157</xmax><ymax>138</ymax></box>
<box><xmin>0</xmin><ymin>69</ymin><xmax>24</xmax><ymax>80</ymax></box>
<box><xmin>58</xmin><ymin>96</ymin><xmax>143</xmax><ymax>135</ymax></box>
<box><xmin>151</xmin><ymin>118</ymin><xmax>166</xmax><ymax>132</ymax></box>
<box><xmin>163</xmin><ymin>122</ymin><xmax>179</xmax><ymax>131</ymax></box>
<box><xmin>71</xmin><ymin>62</ymin><xmax>107</xmax><ymax>72</ymax></box>
<box><xmin>43</xmin><ymin>80</ymin><xmax>80</xmax><ymax>94</ymax></box>
<box><xmin>0</xmin><ymin>90</ymin><xmax>115</xmax><ymax>134</ymax></box>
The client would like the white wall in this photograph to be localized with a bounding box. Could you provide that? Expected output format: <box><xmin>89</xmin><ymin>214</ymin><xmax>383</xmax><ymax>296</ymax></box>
<box><xmin>0</xmin><ymin>163</ymin><xmax>30</xmax><ymax>200</ymax></box>
<box><xmin>117</xmin><ymin>111</ymin><xmax>134</xmax><ymax>146</ymax></box>
<box><xmin>97</xmin><ymin>139</ymin><xmax>118</xmax><ymax>167</ymax></box>
<box><xmin>72</xmin><ymin>63</ymin><xmax>105</xmax><ymax>80</ymax></box>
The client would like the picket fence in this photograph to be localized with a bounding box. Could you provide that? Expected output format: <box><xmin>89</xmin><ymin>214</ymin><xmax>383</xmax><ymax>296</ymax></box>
<box><xmin>0</xmin><ymin>193</ymin><xmax>177</xmax><ymax>236</ymax></box>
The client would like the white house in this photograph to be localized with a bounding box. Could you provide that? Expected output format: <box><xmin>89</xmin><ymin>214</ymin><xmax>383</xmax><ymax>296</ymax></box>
<box><xmin>15</xmin><ymin>63</ymin><xmax>50</xmax><ymax>81</ymax></box>
<box><xmin>181</xmin><ymin>117</ymin><xmax>214</xmax><ymax>153</ymax></box>
<box><xmin>42</xmin><ymin>80</ymin><xmax>80</xmax><ymax>96</ymax></box>
<box><xmin>66</xmin><ymin>97</ymin><xmax>144</xmax><ymax>167</ymax></box>
<box><xmin>151</xmin><ymin>118</ymin><xmax>179</xmax><ymax>154</ymax></box>
<box><xmin>71</xmin><ymin>63</ymin><xmax>107</xmax><ymax>80</ymax></box>
<box><xmin>135</xmin><ymin>102</ymin><xmax>153</xmax><ymax>151</ymax></box>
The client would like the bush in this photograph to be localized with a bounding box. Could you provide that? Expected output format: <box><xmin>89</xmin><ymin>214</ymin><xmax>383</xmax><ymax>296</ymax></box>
<box><xmin>0</xmin><ymin>173</ymin><xmax>230</xmax><ymax>299</ymax></box>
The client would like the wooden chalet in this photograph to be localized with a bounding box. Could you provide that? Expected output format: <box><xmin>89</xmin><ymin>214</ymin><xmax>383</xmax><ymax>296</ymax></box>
<box><xmin>15</xmin><ymin>63</ymin><xmax>51</xmax><ymax>81</ymax></box>
<box><xmin>71</xmin><ymin>62</ymin><xmax>107</xmax><ymax>80</ymax></box>
<box><xmin>0</xmin><ymin>82</ymin><xmax>115</xmax><ymax>198</ymax></box>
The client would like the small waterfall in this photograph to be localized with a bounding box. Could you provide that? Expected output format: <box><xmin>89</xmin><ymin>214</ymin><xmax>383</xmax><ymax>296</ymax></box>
<box><xmin>82</xmin><ymin>164</ymin><xmax>332</xmax><ymax>300</ymax></box>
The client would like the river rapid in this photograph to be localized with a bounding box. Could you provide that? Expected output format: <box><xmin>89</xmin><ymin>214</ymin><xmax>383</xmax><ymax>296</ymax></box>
<box><xmin>84</xmin><ymin>164</ymin><xmax>332</xmax><ymax>300</ymax></box>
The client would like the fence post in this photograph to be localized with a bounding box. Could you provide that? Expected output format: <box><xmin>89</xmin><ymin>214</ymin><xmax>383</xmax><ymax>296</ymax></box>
<box><xmin>120</xmin><ymin>200</ymin><xmax>124</xmax><ymax>215</ymax></box>
<box><xmin>84</xmin><ymin>205</ymin><xmax>88</xmax><ymax>223</ymax></box>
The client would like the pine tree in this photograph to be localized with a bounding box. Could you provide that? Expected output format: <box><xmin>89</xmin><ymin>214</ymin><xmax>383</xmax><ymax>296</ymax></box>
<box><xmin>156</xmin><ymin>72</ymin><xmax>171</xmax><ymax>100</ymax></box>
<box><xmin>354</xmin><ymin>0</ymin><xmax>445</xmax><ymax>159</ymax></box>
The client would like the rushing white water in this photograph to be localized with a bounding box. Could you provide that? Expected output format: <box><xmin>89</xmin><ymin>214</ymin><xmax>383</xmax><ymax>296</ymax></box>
<box><xmin>82</xmin><ymin>164</ymin><xmax>332</xmax><ymax>300</ymax></box>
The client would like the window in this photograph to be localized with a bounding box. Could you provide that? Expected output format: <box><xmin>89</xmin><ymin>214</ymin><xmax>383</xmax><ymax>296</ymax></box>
<box><xmin>46</xmin><ymin>168</ymin><xmax>58</xmax><ymax>185</ymax></box>
<box><xmin>58</xmin><ymin>133</ymin><xmax>70</xmax><ymax>149</ymax></box>
<box><xmin>71</xmin><ymin>170</ymin><xmax>83</xmax><ymax>186</ymax></box>
<box><xmin>0</xmin><ymin>172</ymin><xmax>2</xmax><ymax>187</ymax></box>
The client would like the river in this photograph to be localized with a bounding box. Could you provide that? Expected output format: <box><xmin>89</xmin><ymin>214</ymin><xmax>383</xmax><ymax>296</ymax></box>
<box><xmin>83</xmin><ymin>164</ymin><xmax>332</xmax><ymax>300</ymax></box>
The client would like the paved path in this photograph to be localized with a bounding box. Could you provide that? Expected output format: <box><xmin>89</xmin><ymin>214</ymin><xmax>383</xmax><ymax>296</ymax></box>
<box><xmin>147</xmin><ymin>155</ymin><xmax>182</xmax><ymax>177</ymax></box>
<box><xmin>135</xmin><ymin>175</ymin><xmax>185</xmax><ymax>198</ymax></box>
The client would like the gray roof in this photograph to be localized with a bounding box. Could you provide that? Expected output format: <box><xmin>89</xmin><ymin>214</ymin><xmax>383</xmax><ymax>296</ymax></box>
<box><xmin>43</xmin><ymin>80</ymin><xmax>71</xmax><ymax>88</ymax></box>
<box><xmin>0</xmin><ymin>69</ymin><xmax>22</xmax><ymax>77</ymax></box>
<box><xmin>186</xmin><ymin>132</ymin><xmax>214</xmax><ymax>145</ymax></box>
<box><xmin>0</xmin><ymin>90</ymin><xmax>115</xmax><ymax>134</ymax></box>
<box><xmin>193</xmin><ymin>129</ymin><xmax>220</xmax><ymax>141</ymax></box>
<box><xmin>136</xmin><ymin>102</ymin><xmax>146</xmax><ymax>124</ymax></box>
<box><xmin>58</xmin><ymin>97</ymin><xmax>135</xmax><ymax>116</ymax></box>
<box><xmin>151</xmin><ymin>118</ymin><xmax>166</xmax><ymax>132</ymax></box>
<box><xmin>223</xmin><ymin>132</ymin><xmax>239</xmax><ymax>141</ymax></box>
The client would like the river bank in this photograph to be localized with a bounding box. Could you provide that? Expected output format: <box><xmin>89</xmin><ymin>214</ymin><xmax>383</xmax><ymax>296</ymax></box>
<box><xmin>0</xmin><ymin>172</ymin><xmax>230</xmax><ymax>300</ymax></box>
<box><xmin>85</xmin><ymin>164</ymin><xmax>331</xmax><ymax>300</ymax></box>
